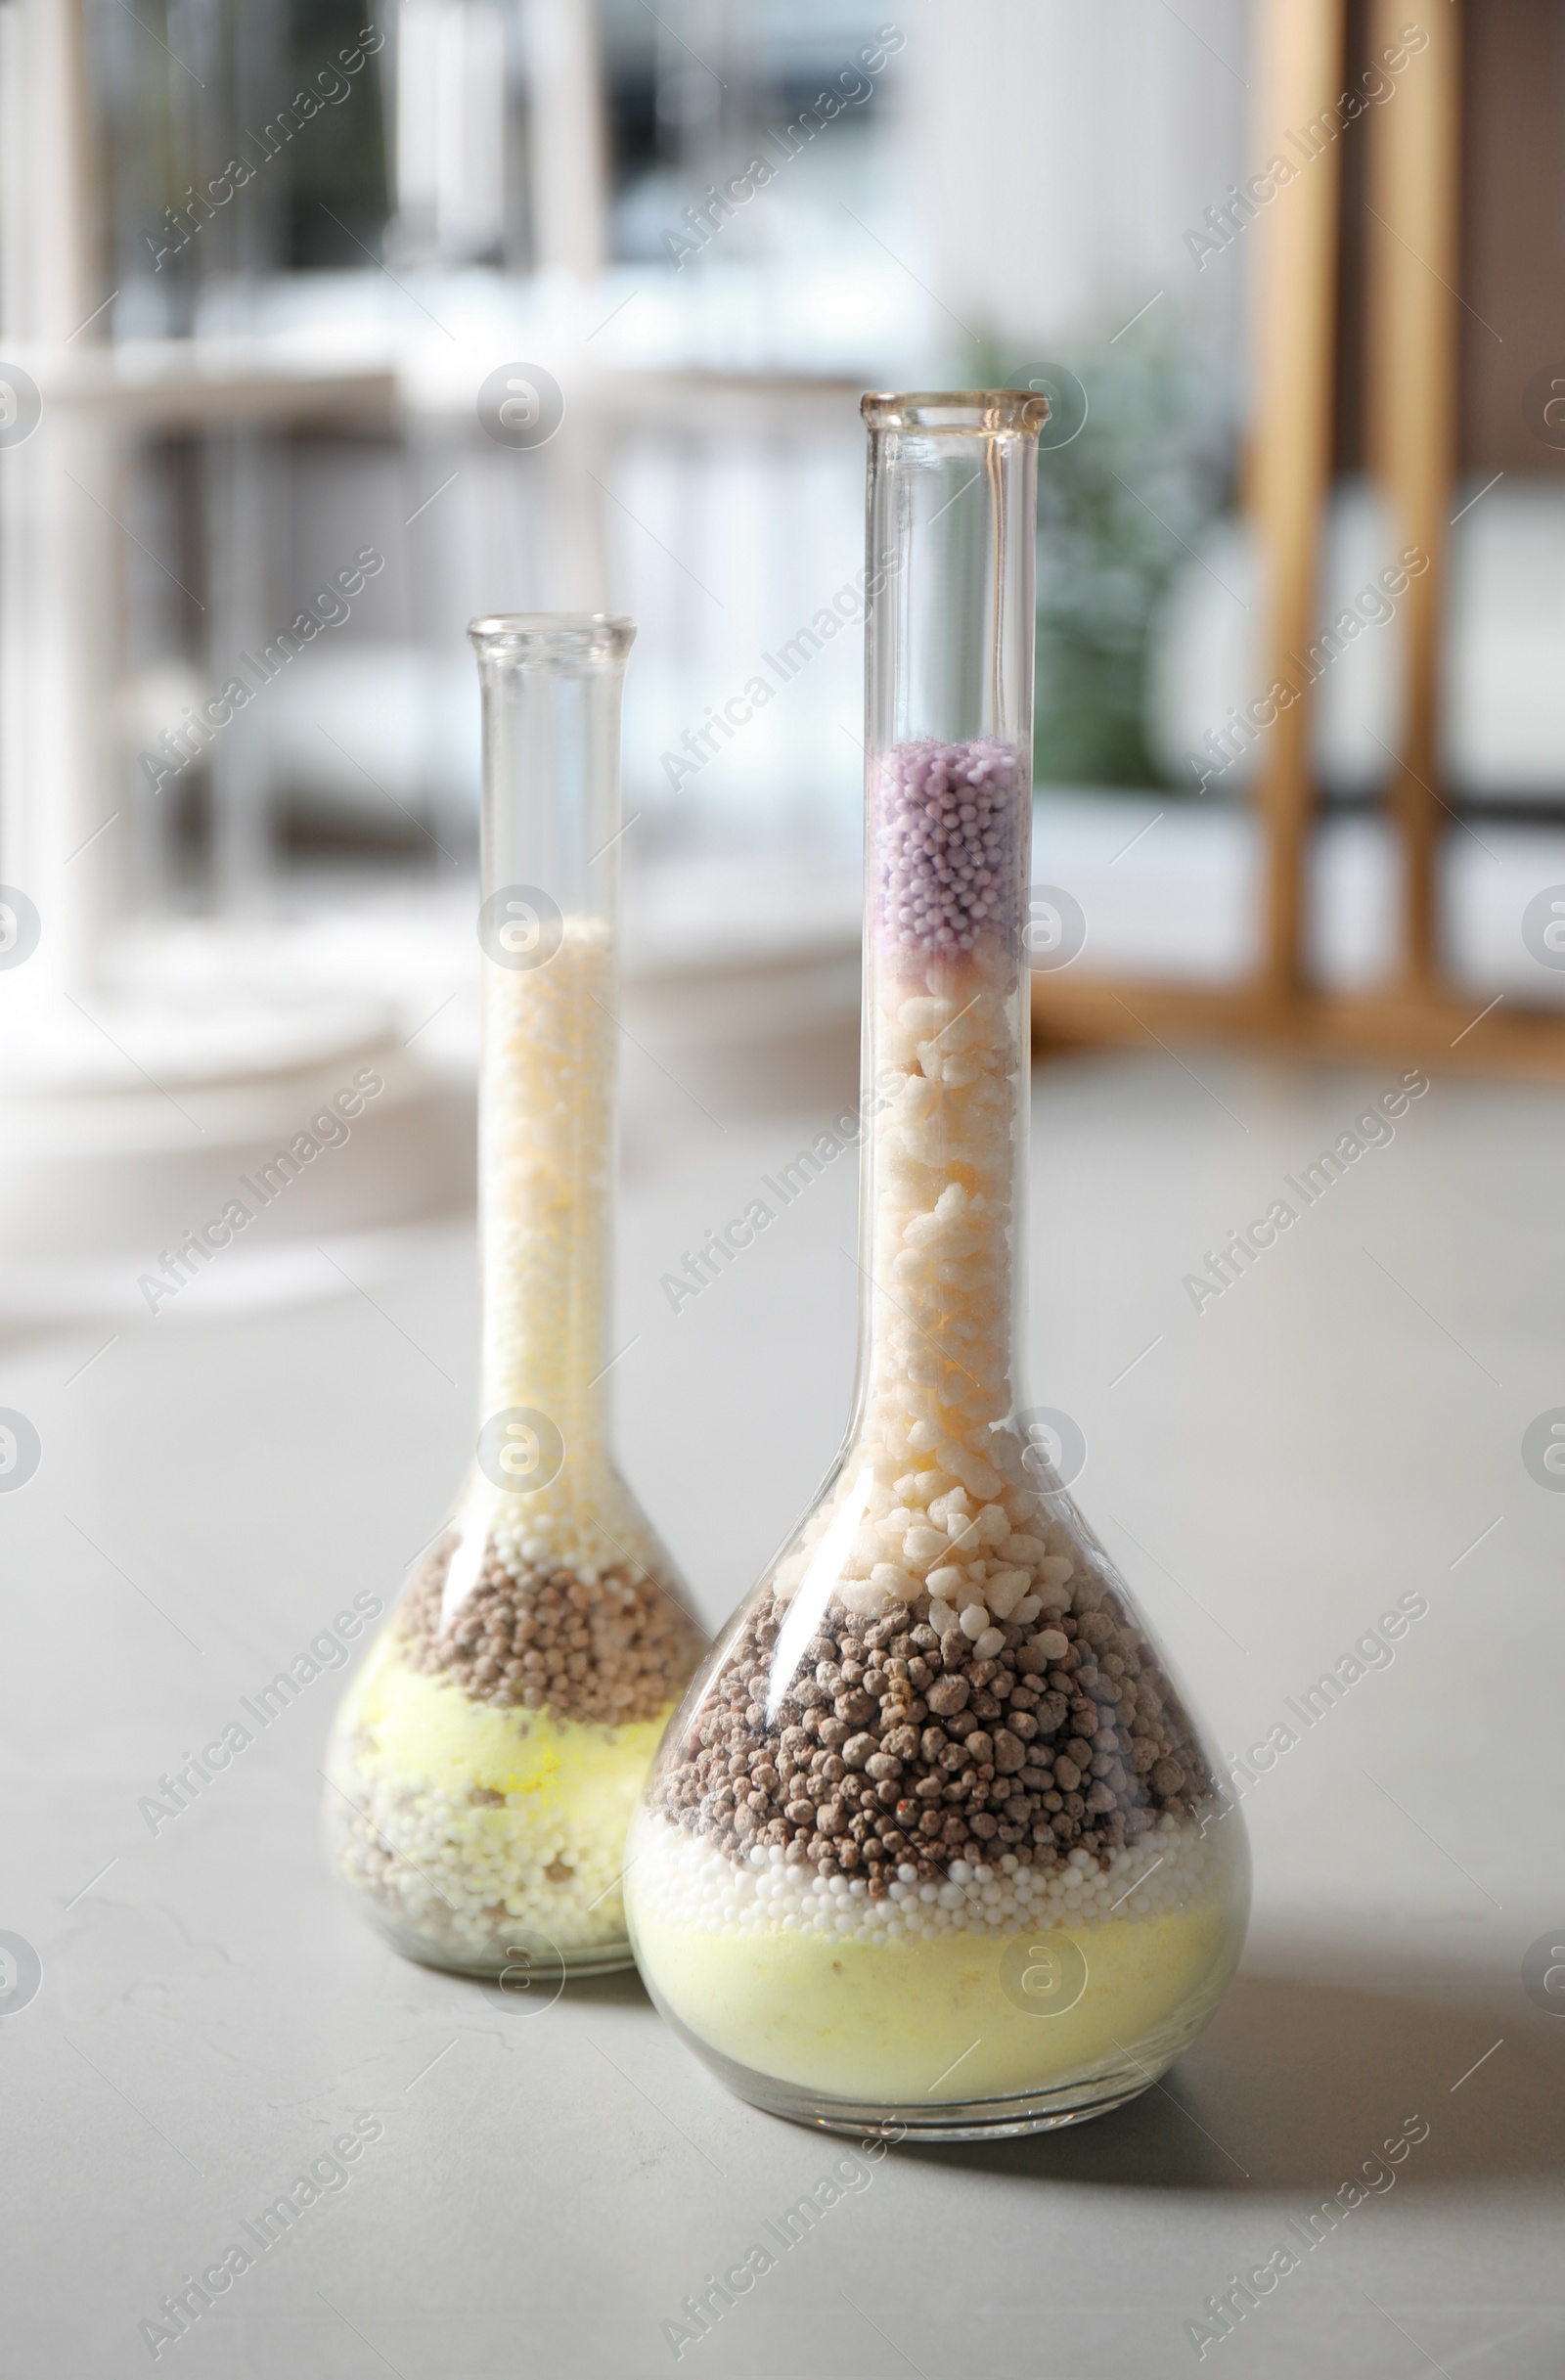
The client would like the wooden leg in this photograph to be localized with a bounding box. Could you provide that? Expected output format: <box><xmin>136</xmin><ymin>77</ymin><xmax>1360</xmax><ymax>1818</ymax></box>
<box><xmin>1366</xmin><ymin>1</ymin><xmax>1462</xmax><ymax>999</ymax></box>
<box><xmin>1247</xmin><ymin>0</ymin><xmax>1349</xmax><ymax>1010</ymax></box>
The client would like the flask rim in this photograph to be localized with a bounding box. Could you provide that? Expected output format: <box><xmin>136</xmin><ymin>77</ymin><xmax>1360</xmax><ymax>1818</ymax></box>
<box><xmin>468</xmin><ymin>612</ymin><xmax>636</xmax><ymax>662</ymax></box>
<box><xmin>860</xmin><ymin>389</ymin><xmax>1050</xmax><ymax>435</ymax></box>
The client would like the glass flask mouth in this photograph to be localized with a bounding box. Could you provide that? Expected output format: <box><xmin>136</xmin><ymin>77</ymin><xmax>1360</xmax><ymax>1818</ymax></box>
<box><xmin>860</xmin><ymin>390</ymin><xmax>1051</xmax><ymax>435</ymax></box>
<box><xmin>468</xmin><ymin>613</ymin><xmax>637</xmax><ymax>665</ymax></box>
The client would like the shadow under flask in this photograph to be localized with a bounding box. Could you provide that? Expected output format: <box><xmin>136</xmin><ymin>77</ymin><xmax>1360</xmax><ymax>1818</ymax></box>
<box><xmin>625</xmin><ymin>396</ymin><xmax>1250</xmax><ymax>2133</ymax></box>
<box><xmin>324</xmin><ymin>613</ymin><xmax>705</xmax><ymax>1978</ymax></box>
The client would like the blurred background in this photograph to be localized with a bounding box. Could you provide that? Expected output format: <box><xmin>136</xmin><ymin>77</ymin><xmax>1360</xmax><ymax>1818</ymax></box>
<box><xmin>7</xmin><ymin>14</ymin><xmax>1565</xmax><ymax>2370</ymax></box>
<box><xmin>5</xmin><ymin>0</ymin><xmax>1564</xmax><ymax>1309</ymax></box>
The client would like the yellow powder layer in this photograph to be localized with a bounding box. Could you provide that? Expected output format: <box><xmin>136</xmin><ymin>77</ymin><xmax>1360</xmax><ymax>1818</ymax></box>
<box><xmin>629</xmin><ymin>1897</ymin><xmax>1242</xmax><ymax>2105</ymax></box>
<box><xmin>349</xmin><ymin>1645</ymin><xmax>672</xmax><ymax>1803</ymax></box>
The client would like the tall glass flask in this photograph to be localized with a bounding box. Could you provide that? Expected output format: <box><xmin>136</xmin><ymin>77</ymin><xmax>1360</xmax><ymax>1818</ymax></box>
<box><xmin>626</xmin><ymin>398</ymin><xmax>1249</xmax><ymax>2133</ymax></box>
<box><xmin>325</xmin><ymin>615</ymin><xmax>704</xmax><ymax>1977</ymax></box>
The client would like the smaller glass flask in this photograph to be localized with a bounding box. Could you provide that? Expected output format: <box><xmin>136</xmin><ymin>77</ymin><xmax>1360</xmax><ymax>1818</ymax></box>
<box><xmin>324</xmin><ymin>614</ymin><xmax>705</xmax><ymax>1977</ymax></box>
<box><xmin>626</xmin><ymin>398</ymin><xmax>1249</xmax><ymax>2133</ymax></box>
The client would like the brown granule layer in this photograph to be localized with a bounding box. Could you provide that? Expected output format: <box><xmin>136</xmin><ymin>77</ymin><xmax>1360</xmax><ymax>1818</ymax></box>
<box><xmin>395</xmin><ymin>1532</ymin><xmax>704</xmax><ymax>1729</ymax></box>
<box><xmin>653</xmin><ymin>1583</ymin><xmax>1211</xmax><ymax>1891</ymax></box>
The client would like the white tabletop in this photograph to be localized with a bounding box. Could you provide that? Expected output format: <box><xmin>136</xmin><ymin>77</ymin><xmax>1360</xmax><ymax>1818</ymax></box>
<box><xmin>5</xmin><ymin>1042</ymin><xmax>1561</xmax><ymax>2377</ymax></box>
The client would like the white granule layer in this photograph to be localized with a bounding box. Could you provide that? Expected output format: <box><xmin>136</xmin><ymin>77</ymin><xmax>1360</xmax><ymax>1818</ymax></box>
<box><xmin>773</xmin><ymin>933</ymin><xmax>1061</xmax><ymax>1639</ymax></box>
<box><xmin>631</xmin><ymin>1810</ymin><xmax>1222</xmax><ymax>1944</ymax></box>
<box><xmin>461</xmin><ymin>914</ymin><xmax>663</xmax><ymax>1597</ymax></box>
<box><xmin>331</xmin><ymin>1760</ymin><xmax>636</xmax><ymax>1959</ymax></box>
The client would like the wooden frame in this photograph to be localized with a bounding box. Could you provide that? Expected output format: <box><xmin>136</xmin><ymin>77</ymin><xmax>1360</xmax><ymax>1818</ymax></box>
<box><xmin>1031</xmin><ymin>0</ymin><xmax>1565</xmax><ymax>1079</ymax></box>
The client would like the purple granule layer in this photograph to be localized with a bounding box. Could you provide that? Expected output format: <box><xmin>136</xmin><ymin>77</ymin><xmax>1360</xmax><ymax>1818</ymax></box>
<box><xmin>872</xmin><ymin>737</ymin><xmax>1029</xmax><ymax>955</ymax></box>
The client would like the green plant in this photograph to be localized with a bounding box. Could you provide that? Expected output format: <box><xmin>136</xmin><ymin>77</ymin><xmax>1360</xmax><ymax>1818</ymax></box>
<box><xmin>1018</xmin><ymin>329</ymin><xmax>1233</xmax><ymax>789</ymax></box>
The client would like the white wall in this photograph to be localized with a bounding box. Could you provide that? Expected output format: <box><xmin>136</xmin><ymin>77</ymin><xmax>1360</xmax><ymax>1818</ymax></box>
<box><xmin>901</xmin><ymin>0</ymin><xmax>1252</xmax><ymax>364</ymax></box>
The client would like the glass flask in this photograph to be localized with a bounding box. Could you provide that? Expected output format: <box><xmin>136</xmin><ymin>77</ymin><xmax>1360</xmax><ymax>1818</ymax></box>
<box><xmin>325</xmin><ymin>614</ymin><xmax>705</xmax><ymax>1977</ymax></box>
<box><xmin>626</xmin><ymin>396</ymin><xmax>1249</xmax><ymax>2134</ymax></box>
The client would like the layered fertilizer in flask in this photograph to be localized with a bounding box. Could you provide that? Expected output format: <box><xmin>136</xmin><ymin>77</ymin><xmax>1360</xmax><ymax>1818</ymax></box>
<box><xmin>625</xmin><ymin>395</ymin><xmax>1250</xmax><ymax>2133</ymax></box>
<box><xmin>323</xmin><ymin>615</ymin><xmax>704</xmax><ymax>1978</ymax></box>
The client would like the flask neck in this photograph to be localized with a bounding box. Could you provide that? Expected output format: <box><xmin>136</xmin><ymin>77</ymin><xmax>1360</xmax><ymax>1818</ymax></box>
<box><xmin>855</xmin><ymin>765</ymin><xmax>1033</xmax><ymax>1442</ymax></box>
<box><xmin>851</xmin><ymin>398</ymin><xmax>1042</xmax><ymax>1459</ymax></box>
<box><xmin>469</xmin><ymin>616</ymin><xmax>634</xmax><ymax>1487</ymax></box>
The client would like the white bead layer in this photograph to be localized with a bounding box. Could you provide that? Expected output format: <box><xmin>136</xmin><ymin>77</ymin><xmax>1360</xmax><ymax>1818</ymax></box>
<box><xmin>631</xmin><ymin>1809</ymin><xmax>1223</xmax><ymax>1944</ymax></box>
<box><xmin>330</xmin><ymin>1760</ymin><xmax>634</xmax><ymax>1958</ymax></box>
